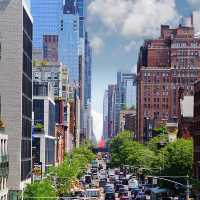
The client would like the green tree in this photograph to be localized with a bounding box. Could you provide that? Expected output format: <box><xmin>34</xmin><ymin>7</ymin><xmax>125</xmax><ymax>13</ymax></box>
<box><xmin>159</xmin><ymin>139</ymin><xmax>193</xmax><ymax>176</ymax></box>
<box><xmin>23</xmin><ymin>180</ymin><xmax>57</xmax><ymax>200</ymax></box>
<box><xmin>48</xmin><ymin>144</ymin><xmax>95</xmax><ymax>196</ymax></box>
<box><xmin>153</xmin><ymin>126</ymin><xmax>168</xmax><ymax>135</ymax></box>
<box><xmin>147</xmin><ymin>134</ymin><xmax>168</xmax><ymax>153</ymax></box>
<box><xmin>109</xmin><ymin>131</ymin><xmax>157</xmax><ymax>169</ymax></box>
<box><xmin>109</xmin><ymin>131</ymin><xmax>132</xmax><ymax>167</ymax></box>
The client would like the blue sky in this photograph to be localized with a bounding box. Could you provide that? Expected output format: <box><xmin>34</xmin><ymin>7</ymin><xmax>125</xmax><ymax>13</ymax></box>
<box><xmin>88</xmin><ymin>0</ymin><xmax>200</xmax><ymax>140</ymax></box>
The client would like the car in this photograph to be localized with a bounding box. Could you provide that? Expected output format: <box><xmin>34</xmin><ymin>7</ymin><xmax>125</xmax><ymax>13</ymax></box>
<box><xmin>118</xmin><ymin>191</ymin><xmax>129</xmax><ymax>199</ymax></box>
<box><xmin>115</xmin><ymin>168</ymin><xmax>121</xmax><ymax>175</ymax></box>
<box><xmin>115</xmin><ymin>184</ymin><xmax>124</xmax><ymax>193</ymax></box>
<box><xmin>120</xmin><ymin>196</ymin><xmax>130</xmax><ymax>200</ymax></box>
<box><xmin>92</xmin><ymin>172</ymin><xmax>98</xmax><ymax>179</ymax></box>
<box><xmin>135</xmin><ymin>191</ymin><xmax>146</xmax><ymax>200</ymax></box>
<box><xmin>100</xmin><ymin>174</ymin><xmax>107</xmax><ymax>180</ymax></box>
<box><xmin>122</xmin><ymin>178</ymin><xmax>128</xmax><ymax>185</ymax></box>
<box><xmin>105</xmin><ymin>192</ymin><xmax>115</xmax><ymax>200</ymax></box>
<box><xmin>109</xmin><ymin>175</ymin><xmax>115</xmax><ymax>183</ymax></box>
<box><xmin>131</xmin><ymin>188</ymin><xmax>141</xmax><ymax>196</ymax></box>
<box><xmin>104</xmin><ymin>184</ymin><xmax>114</xmax><ymax>193</ymax></box>
<box><xmin>99</xmin><ymin>163</ymin><xmax>103</xmax><ymax>170</ymax></box>
<box><xmin>118</xmin><ymin>188</ymin><xmax>128</xmax><ymax>198</ymax></box>
<box><xmin>91</xmin><ymin>168</ymin><xmax>98</xmax><ymax>173</ymax></box>
<box><xmin>85</xmin><ymin>188</ymin><xmax>101</xmax><ymax>200</ymax></box>
<box><xmin>128</xmin><ymin>179</ymin><xmax>139</xmax><ymax>190</ymax></box>
<box><xmin>99</xmin><ymin>178</ymin><xmax>107</xmax><ymax>187</ymax></box>
<box><xmin>100</xmin><ymin>169</ymin><xmax>106</xmax><ymax>174</ymax></box>
<box><xmin>85</xmin><ymin>175</ymin><xmax>92</xmax><ymax>184</ymax></box>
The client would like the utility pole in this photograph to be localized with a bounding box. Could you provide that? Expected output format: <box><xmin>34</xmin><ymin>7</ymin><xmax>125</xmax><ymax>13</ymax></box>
<box><xmin>186</xmin><ymin>174</ymin><xmax>190</xmax><ymax>200</ymax></box>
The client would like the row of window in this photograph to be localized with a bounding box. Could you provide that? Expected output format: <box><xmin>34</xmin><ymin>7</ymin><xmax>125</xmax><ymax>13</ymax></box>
<box><xmin>144</xmin><ymin>98</ymin><xmax>169</xmax><ymax>103</ymax></box>
<box><xmin>175</xmin><ymin>50</ymin><xmax>199</xmax><ymax>56</ymax></box>
<box><xmin>144</xmin><ymin>104</ymin><xmax>169</xmax><ymax>109</ymax></box>
<box><xmin>144</xmin><ymin>111</ymin><xmax>169</xmax><ymax>118</ymax></box>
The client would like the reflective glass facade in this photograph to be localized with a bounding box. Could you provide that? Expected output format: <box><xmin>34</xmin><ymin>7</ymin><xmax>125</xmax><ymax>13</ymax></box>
<box><xmin>84</xmin><ymin>32</ymin><xmax>92</xmax><ymax>107</ymax></box>
<box><xmin>59</xmin><ymin>0</ymin><xmax>79</xmax><ymax>83</ymax></box>
<box><xmin>30</xmin><ymin>0</ymin><xmax>62</xmax><ymax>49</ymax></box>
<box><xmin>76</xmin><ymin>0</ymin><xmax>86</xmax><ymax>38</ymax></box>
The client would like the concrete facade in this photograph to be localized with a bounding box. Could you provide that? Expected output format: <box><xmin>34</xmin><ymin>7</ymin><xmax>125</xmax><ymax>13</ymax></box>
<box><xmin>0</xmin><ymin>0</ymin><xmax>32</xmax><ymax>195</ymax></box>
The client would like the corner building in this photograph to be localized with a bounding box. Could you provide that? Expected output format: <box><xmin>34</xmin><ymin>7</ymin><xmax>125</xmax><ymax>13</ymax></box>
<box><xmin>0</xmin><ymin>0</ymin><xmax>33</xmax><ymax>197</ymax></box>
<box><xmin>137</xmin><ymin>21</ymin><xmax>200</xmax><ymax>142</ymax></box>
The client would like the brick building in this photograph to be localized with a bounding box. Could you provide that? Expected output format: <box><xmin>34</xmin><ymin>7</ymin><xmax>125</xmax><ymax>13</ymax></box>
<box><xmin>43</xmin><ymin>35</ymin><xmax>58</xmax><ymax>63</ymax></box>
<box><xmin>119</xmin><ymin>109</ymin><xmax>136</xmax><ymax>136</ymax></box>
<box><xmin>137</xmin><ymin>19</ymin><xmax>200</xmax><ymax>142</ymax></box>
<box><xmin>193</xmin><ymin>80</ymin><xmax>200</xmax><ymax>181</ymax></box>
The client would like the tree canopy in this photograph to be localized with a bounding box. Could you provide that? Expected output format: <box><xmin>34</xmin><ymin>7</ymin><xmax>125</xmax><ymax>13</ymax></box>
<box><xmin>23</xmin><ymin>180</ymin><xmax>57</xmax><ymax>200</ymax></box>
<box><xmin>159</xmin><ymin>138</ymin><xmax>193</xmax><ymax>176</ymax></box>
<box><xmin>109</xmin><ymin>131</ymin><xmax>193</xmax><ymax>178</ymax></box>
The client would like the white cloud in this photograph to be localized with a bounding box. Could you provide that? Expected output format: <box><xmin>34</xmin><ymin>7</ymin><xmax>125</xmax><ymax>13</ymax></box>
<box><xmin>187</xmin><ymin>0</ymin><xmax>200</xmax><ymax>7</ymax></box>
<box><xmin>131</xmin><ymin>64</ymin><xmax>137</xmax><ymax>74</ymax></box>
<box><xmin>90</xmin><ymin>36</ymin><xmax>104</xmax><ymax>54</ymax></box>
<box><xmin>124</xmin><ymin>40</ymin><xmax>137</xmax><ymax>52</ymax></box>
<box><xmin>88</xmin><ymin>0</ymin><xmax>178</xmax><ymax>38</ymax></box>
<box><xmin>124</xmin><ymin>40</ymin><xmax>143</xmax><ymax>52</ymax></box>
<box><xmin>92</xmin><ymin>110</ymin><xmax>103</xmax><ymax>142</ymax></box>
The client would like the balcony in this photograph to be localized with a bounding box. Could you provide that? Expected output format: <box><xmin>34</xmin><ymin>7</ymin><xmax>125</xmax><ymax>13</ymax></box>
<box><xmin>0</xmin><ymin>155</ymin><xmax>9</xmax><ymax>177</ymax></box>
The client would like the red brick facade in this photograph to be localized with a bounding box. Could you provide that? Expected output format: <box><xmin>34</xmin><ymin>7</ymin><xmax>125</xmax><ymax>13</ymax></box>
<box><xmin>137</xmin><ymin>23</ymin><xmax>200</xmax><ymax>142</ymax></box>
<box><xmin>43</xmin><ymin>35</ymin><xmax>58</xmax><ymax>63</ymax></box>
<box><xmin>193</xmin><ymin>80</ymin><xmax>200</xmax><ymax>181</ymax></box>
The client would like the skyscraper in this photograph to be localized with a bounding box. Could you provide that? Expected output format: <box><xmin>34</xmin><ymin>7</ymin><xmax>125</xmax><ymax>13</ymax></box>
<box><xmin>115</xmin><ymin>72</ymin><xmax>137</xmax><ymax>134</ymax></box>
<box><xmin>76</xmin><ymin>0</ymin><xmax>86</xmax><ymax>38</ymax></box>
<box><xmin>137</xmin><ymin>19</ymin><xmax>200</xmax><ymax>142</ymax></box>
<box><xmin>107</xmin><ymin>85</ymin><xmax>117</xmax><ymax>138</ymax></box>
<box><xmin>0</xmin><ymin>0</ymin><xmax>32</xmax><ymax>197</ymax></box>
<box><xmin>103</xmin><ymin>90</ymin><xmax>109</xmax><ymax>140</ymax></box>
<box><xmin>58</xmin><ymin>0</ymin><xmax>79</xmax><ymax>83</ymax></box>
<box><xmin>84</xmin><ymin>32</ymin><xmax>92</xmax><ymax>107</ymax></box>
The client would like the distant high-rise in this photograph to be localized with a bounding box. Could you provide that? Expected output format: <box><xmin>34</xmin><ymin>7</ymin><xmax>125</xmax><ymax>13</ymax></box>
<box><xmin>84</xmin><ymin>32</ymin><xmax>92</xmax><ymax>107</ymax></box>
<box><xmin>115</xmin><ymin>72</ymin><xmax>137</xmax><ymax>134</ymax></box>
<box><xmin>103</xmin><ymin>90</ymin><xmax>109</xmax><ymax>140</ymax></box>
<box><xmin>31</xmin><ymin>0</ymin><xmax>62</xmax><ymax>50</ymax></box>
<box><xmin>137</xmin><ymin>20</ymin><xmax>200</xmax><ymax>142</ymax></box>
<box><xmin>0</xmin><ymin>0</ymin><xmax>33</xmax><ymax>197</ymax></box>
<box><xmin>107</xmin><ymin>85</ymin><xmax>117</xmax><ymax>138</ymax></box>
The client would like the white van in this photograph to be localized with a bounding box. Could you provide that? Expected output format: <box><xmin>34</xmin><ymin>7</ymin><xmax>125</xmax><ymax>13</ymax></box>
<box><xmin>128</xmin><ymin>179</ymin><xmax>139</xmax><ymax>190</ymax></box>
<box><xmin>85</xmin><ymin>188</ymin><xmax>101</xmax><ymax>200</ymax></box>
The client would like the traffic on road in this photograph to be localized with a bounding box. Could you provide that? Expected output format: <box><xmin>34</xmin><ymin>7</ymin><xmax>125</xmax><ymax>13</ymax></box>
<box><xmin>63</xmin><ymin>152</ymin><xmax>187</xmax><ymax>200</ymax></box>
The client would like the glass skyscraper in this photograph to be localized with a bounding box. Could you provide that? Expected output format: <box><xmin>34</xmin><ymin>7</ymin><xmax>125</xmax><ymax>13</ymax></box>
<box><xmin>58</xmin><ymin>0</ymin><xmax>80</xmax><ymax>83</ymax></box>
<box><xmin>115</xmin><ymin>72</ymin><xmax>137</xmax><ymax>134</ymax></box>
<box><xmin>31</xmin><ymin>0</ymin><xmax>62</xmax><ymax>49</ymax></box>
<box><xmin>84</xmin><ymin>32</ymin><xmax>92</xmax><ymax>106</ymax></box>
<box><xmin>76</xmin><ymin>0</ymin><xmax>86</xmax><ymax>38</ymax></box>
